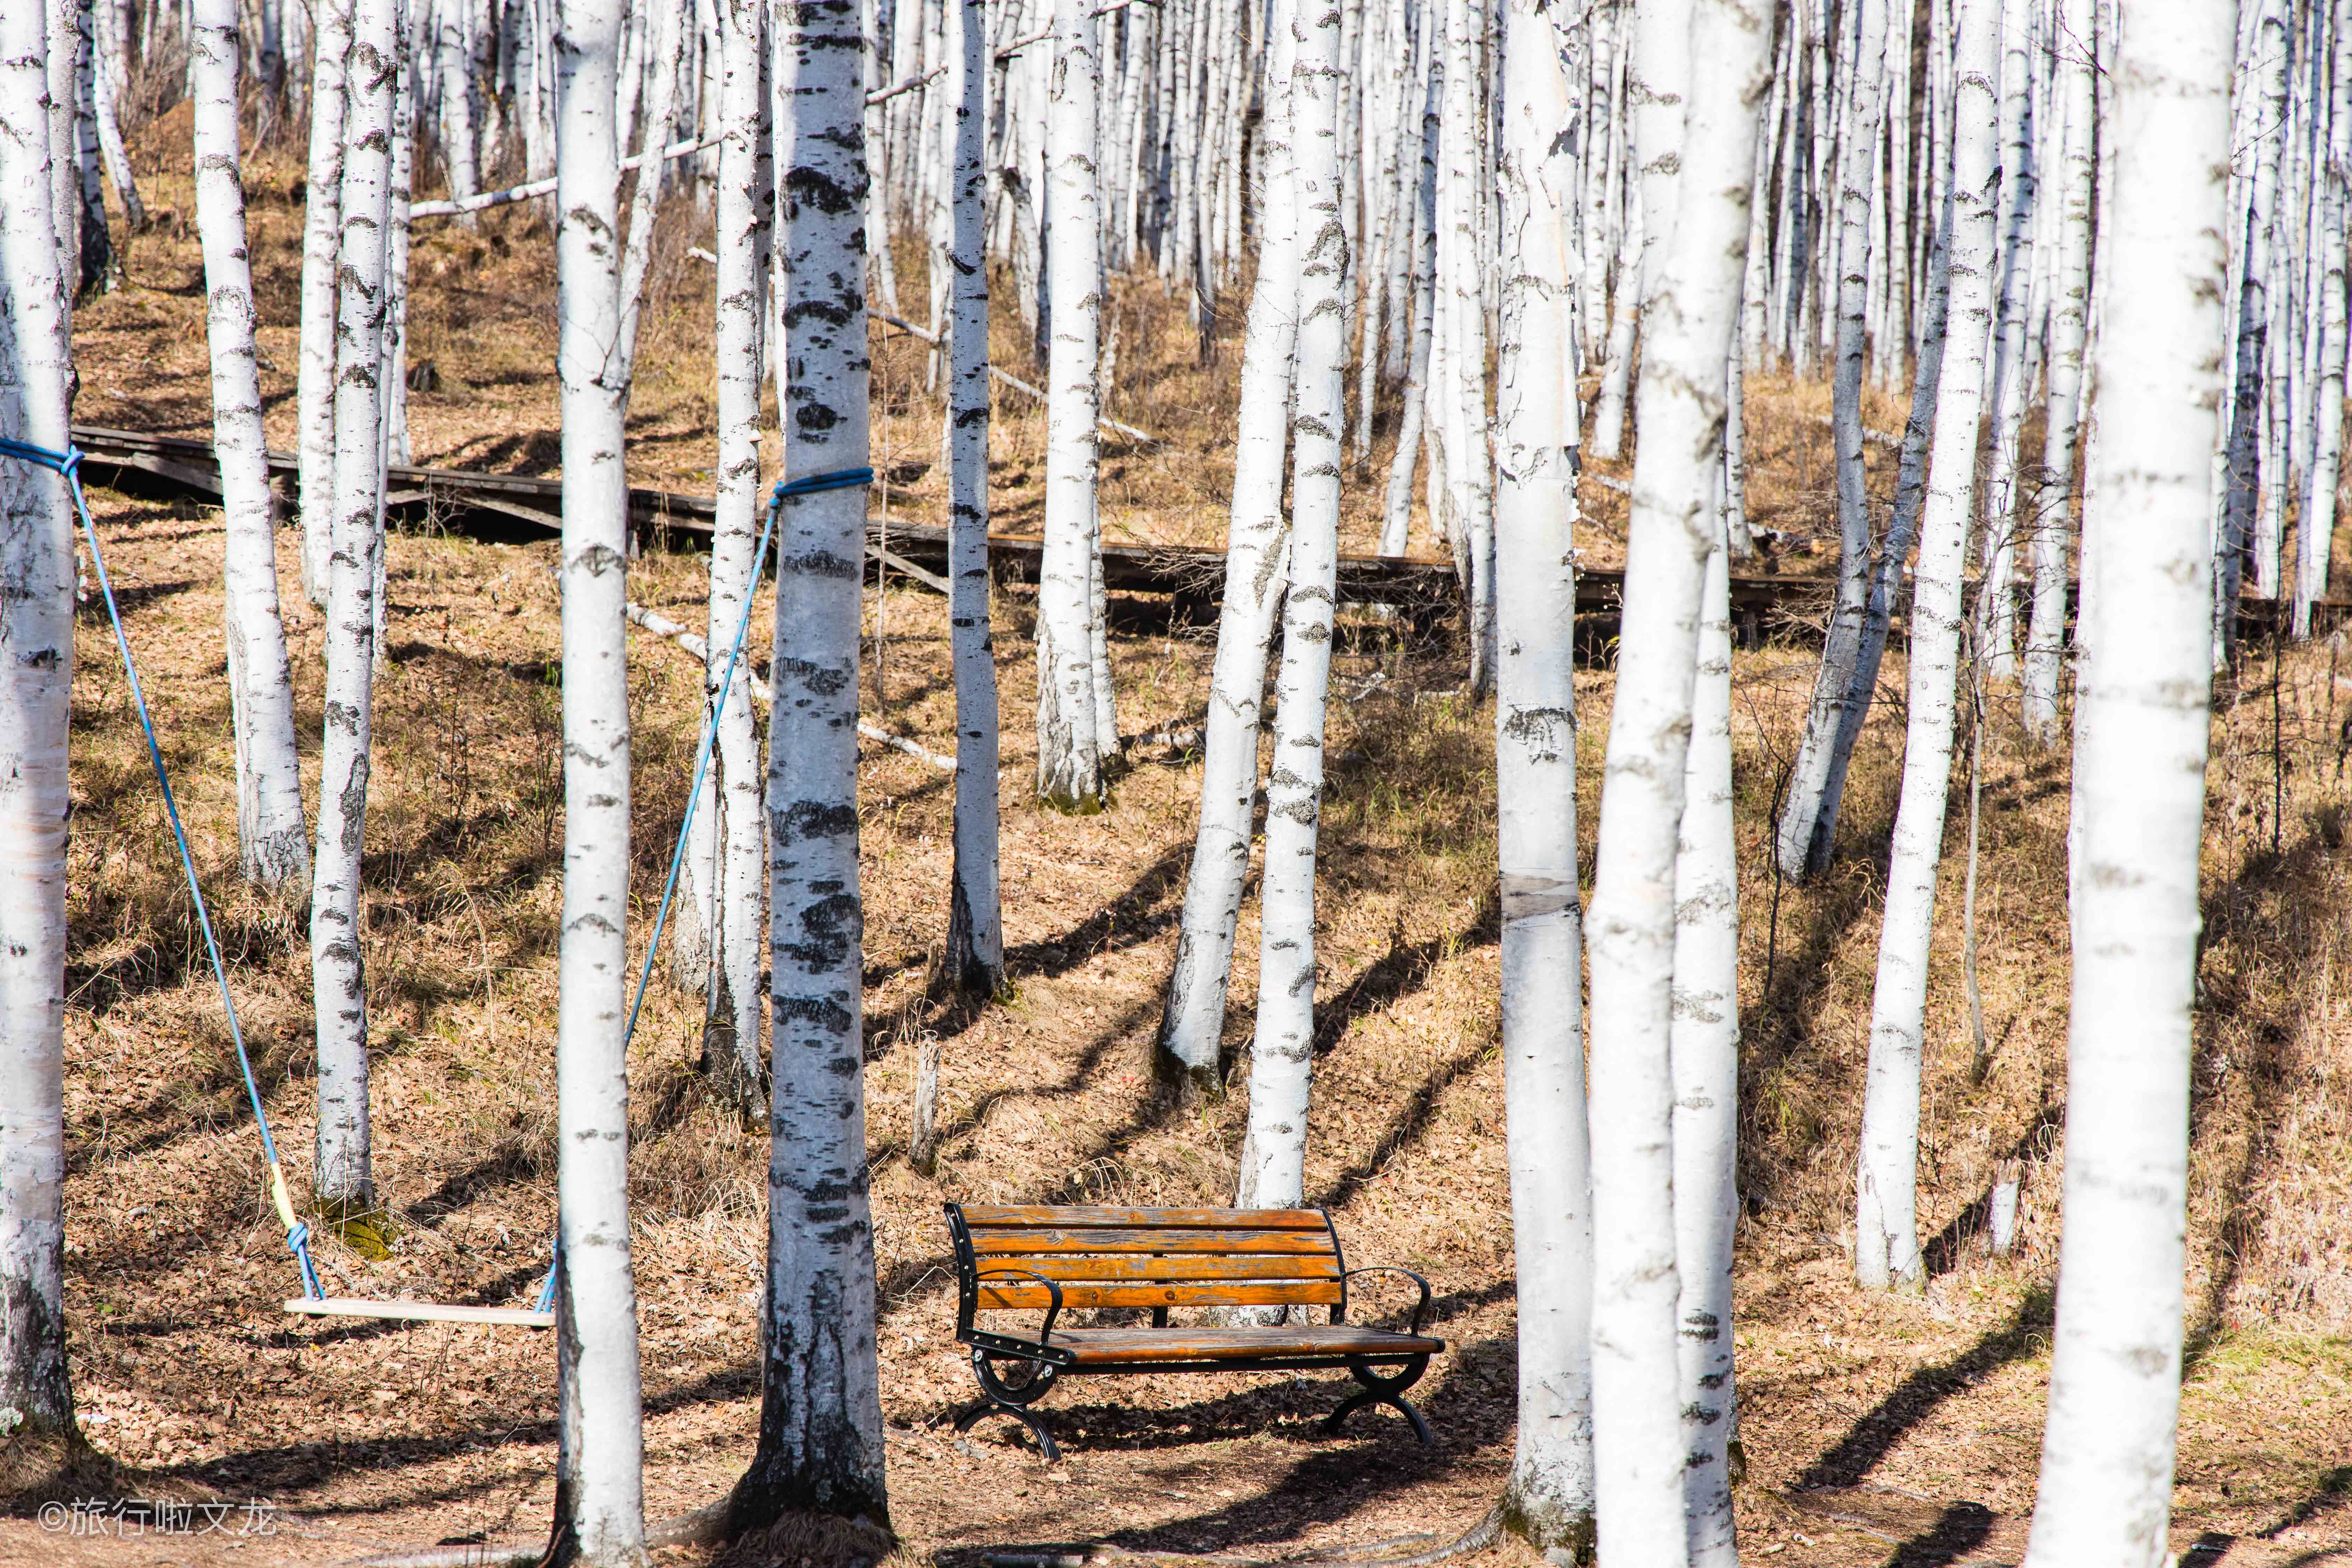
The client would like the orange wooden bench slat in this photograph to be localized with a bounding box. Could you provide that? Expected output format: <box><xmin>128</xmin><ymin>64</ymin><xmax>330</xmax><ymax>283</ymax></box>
<box><xmin>975</xmin><ymin>1253</ymin><xmax>1342</xmax><ymax>1282</ymax></box>
<box><xmin>958</xmin><ymin>1204</ymin><xmax>1330</xmax><ymax>1230</ymax></box>
<box><xmin>966</xmin><ymin>1226</ymin><xmax>1338</xmax><ymax>1256</ymax></box>
<box><xmin>1046</xmin><ymin>1325</ymin><xmax>1444</xmax><ymax>1365</ymax></box>
<box><xmin>976</xmin><ymin>1280</ymin><xmax>1346</xmax><ymax>1310</ymax></box>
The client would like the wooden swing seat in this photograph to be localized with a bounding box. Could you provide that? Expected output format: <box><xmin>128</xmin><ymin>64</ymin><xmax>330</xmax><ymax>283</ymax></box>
<box><xmin>284</xmin><ymin>1297</ymin><xmax>554</xmax><ymax>1329</ymax></box>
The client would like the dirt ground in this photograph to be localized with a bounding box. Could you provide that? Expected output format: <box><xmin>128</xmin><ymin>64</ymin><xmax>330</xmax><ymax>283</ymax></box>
<box><xmin>5</xmin><ymin>111</ymin><xmax>2351</xmax><ymax>1568</ymax></box>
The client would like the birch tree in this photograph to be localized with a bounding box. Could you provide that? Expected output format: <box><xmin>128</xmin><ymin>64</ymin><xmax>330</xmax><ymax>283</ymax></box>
<box><xmin>2019</xmin><ymin>5</ymin><xmax>2232</xmax><ymax>1560</ymax></box>
<box><xmin>1494</xmin><ymin>0</ymin><xmax>1593</xmax><ymax>1546</ymax></box>
<box><xmin>1237</xmin><ymin>0</ymin><xmax>1341</xmax><ymax>1213</ymax></box>
<box><xmin>1035</xmin><ymin>0</ymin><xmax>1110</xmax><ymax>812</ymax></box>
<box><xmin>1671</xmin><ymin>520</ymin><xmax>1741</xmax><ymax>1568</ymax></box>
<box><xmin>691</xmin><ymin>0</ymin><xmax>769</xmax><ymax>1113</ymax></box>
<box><xmin>191</xmin><ymin>0</ymin><xmax>310</xmax><ymax>894</ymax></box>
<box><xmin>310</xmin><ymin>0</ymin><xmax>402</xmax><ymax>1214</ymax></box>
<box><xmin>1379</xmin><ymin>50</ymin><xmax>1438</xmax><ymax>558</ymax></box>
<box><xmin>299</xmin><ymin>0</ymin><xmax>356</xmax><ymax>610</ymax></box>
<box><xmin>1773</xmin><ymin>0</ymin><xmax>1889</xmax><ymax>881</ymax></box>
<box><xmin>1853</xmin><ymin>0</ymin><xmax>2001</xmax><ymax>1294</ymax></box>
<box><xmin>2295</xmin><ymin>0</ymin><xmax>2352</xmax><ymax>637</ymax></box>
<box><xmin>1585</xmin><ymin>0</ymin><xmax>1770</xmax><ymax>1558</ymax></box>
<box><xmin>547</xmin><ymin>0</ymin><xmax>648</xmax><ymax>1556</ymax></box>
<box><xmin>2021</xmin><ymin>0</ymin><xmax>2093</xmax><ymax>739</ymax></box>
<box><xmin>44</xmin><ymin>0</ymin><xmax>78</xmax><ymax>300</ymax></box>
<box><xmin>945</xmin><ymin>0</ymin><xmax>1006</xmax><ymax>997</ymax></box>
<box><xmin>1436</xmin><ymin>0</ymin><xmax>1494</xmax><ymax>694</ymax></box>
<box><xmin>91</xmin><ymin>0</ymin><xmax>141</xmax><ymax>234</ymax></box>
<box><xmin>2217</xmin><ymin>0</ymin><xmax>2284</xmax><ymax>655</ymax></box>
<box><xmin>0</xmin><ymin>0</ymin><xmax>78</xmax><ymax>1446</ymax></box>
<box><xmin>1154</xmin><ymin>6</ymin><xmax>1298</xmax><ymax>1095</ymax></box>
<box><xmin>731</xmin><ymin>0</ymin><xmax>888</xmax><ymax>1524</ymax></box>
<box><xmin>1974</xmin><ymin>0</ymin><xmax>2036</xmax><ymax>681</ymax></box>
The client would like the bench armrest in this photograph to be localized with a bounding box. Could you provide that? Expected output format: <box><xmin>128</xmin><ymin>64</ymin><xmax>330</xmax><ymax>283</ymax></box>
<box><xmin>1343</xmin><ymin>1266</ymin><xmax>1433</xmax><ymax>1335</ymax></box>
<box><xmin>974</xmin><ymin>1266</ymin><xmax>1065</xmax><ymax>1348</ymax></box>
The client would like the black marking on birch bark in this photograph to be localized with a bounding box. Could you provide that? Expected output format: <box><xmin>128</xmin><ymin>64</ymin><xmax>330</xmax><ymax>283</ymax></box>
<box><xmin>0</xmin><ymin>1270</ymin><xmax>75</xmax><ymax>1427</ymax></box>
<box><xmin>783</xmin><ymin>167</ymin><xmax>862</xmax><ymax>218</ymax></box>
<box><xmin>336</xmin><ymin>769</ymin><xmax>370</xmax><ymax>853</ymax></box>
<box><xmin>775</xmin><ymin>653</ymin><xmax>855</xmax><ymax>691</ymax></box>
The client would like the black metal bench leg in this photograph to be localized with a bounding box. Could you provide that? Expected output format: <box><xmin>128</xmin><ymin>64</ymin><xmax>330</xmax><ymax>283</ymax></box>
<box><xmin>957</xmin><ymin>1352</ymin><xmax>1063</xmax><ymax>1462</ymax></box>
<box><xmin>1322</xmin><ymin>1357</ymin><xmax>1434</xmax><ymax>1445</ymax></box>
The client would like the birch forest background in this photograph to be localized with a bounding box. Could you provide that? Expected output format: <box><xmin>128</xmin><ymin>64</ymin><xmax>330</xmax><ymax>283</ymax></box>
<box><xmin>1</xmin><ymin>0</ymin><xmax>2350</xmax><ymax>1564</ymax></box>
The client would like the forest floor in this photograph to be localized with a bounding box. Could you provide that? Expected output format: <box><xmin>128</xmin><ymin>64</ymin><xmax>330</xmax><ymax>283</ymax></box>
<box><xmin>5</xmin><ymin>113</ymin><xmax>2352</xmax><ymax>1568</ymax></box>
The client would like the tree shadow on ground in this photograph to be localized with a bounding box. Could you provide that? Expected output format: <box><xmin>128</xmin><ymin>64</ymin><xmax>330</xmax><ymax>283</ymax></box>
<box><xmin>1882</xmin><ymin>1502</ymin><xmax>1995</xmax><ymax>1567</ymax></box>
<box><xmin>1795</xmin><ymin>1287</ymin><xmax>2053</xmax><ymax>1491</ymax></box>
<box><xmin>935</xmin><ymin>1331</ymin><xmax>1514</xmax><ymax>1565</ymax></box>
<box><xmin>1920</xmin><ymin>1099</ymin><xmax>2063</xmax><ymax>1278</ymax></box>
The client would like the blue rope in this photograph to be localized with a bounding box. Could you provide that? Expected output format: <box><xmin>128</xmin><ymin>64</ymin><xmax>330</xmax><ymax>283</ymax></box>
<box><xmin>615</xmin><ymin>465</ymin><xmax>872</xmax><ymax>1058</ymax></box>
<box><xmin>0</xmin><ymin>437</ymin><xmax>325</xmax><ymax>1301</ymax></box>
<box><xmin>770</xmin><ymin>466</ymin><xmax>875</xmax><ymax>500</ymax></box>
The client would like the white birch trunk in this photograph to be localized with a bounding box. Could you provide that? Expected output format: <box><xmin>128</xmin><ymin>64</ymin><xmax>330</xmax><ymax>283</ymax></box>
<box><xmin>1853</xmin><ymin>0</ymin><xmax>2000</xmax><ymax>1293</ymax></box>
<box><xmin>2218</xmin><ymin>0</ymin><xmax>2284</xmax><ymax>656</ymax></box>
<box><xmin>299</xmin><ymin>0</ymin><xmax>356</xmax><ymax>611</ymax></box>
<box><xmin>1581</xmin><ymin>0</ymin><xmax>1618</xmax><ymax>365</ymax></box>
<box><xmin>192</xmin><ymin>0</ymin><xmax>311</xmax><ymax>893</ymax></box>
<box><xmin>72</xmin><ymin>0</ymin><xmax>112</xmax><ymax>296</ymax></box>
<box><xmin>44</xmin><ymin>0</ymin><xmax>77</xmax><ymax>302</ymax></box>
<box><xmin>1976</xmin><ymin>0</ymin><xmax>2034</xmax><ymax>682</ymax></box>
<box><xmin>550</xmin><ymin>0</ymin><xmax>647</xmax><ymax>1550</ymax></box>
<box><xmin>2021</xmin><ymin>0</ymin><xmax>2091</xmax><ymax>737</ymax></box>
<box><xmin>2296</xmin><ymin>0</ymin><xmax>2352</xmax><ymax>638</ymax></box>
<box><xmin>1236</xmin><ymin>0</ymin><xmax>1343</xmax><ymax>1213</ymax></box>
<box><xmin>1034</xmin><ymin>0</ymin><xmax>1108</xmax><ymax>811</ymax></box>
<box><xmin>437</xmin><ymin>0</ymin><xmax>481</xmax><ymax>220</ymax></box>
<box><xmin>2018</xmin><ymin>5</ymin><xmax>2231</xmax><ymax>1560</ymax></box>
<box><xmin>1671</xmin><ymin>524</ymin><xmax>1738</xmax><ymax>1568</ymax></box>
<box><xmin>1586</xmin><ymin>0</ymin><xmax>1769</xmax><ymax>1558</ymax></box>
<box><xmin>694</xmin><ymin>0</ymin><xmax>770</xmax><ymax>1113</ymax></box>
<box><xmin>0</xmin><ymin>0</ymin><xmax>77</xmax><ymax>1434</ymax></box>
<box><xmin>614</xmin><ymin>0</ymin><xmax>688</xmax><ymax>395</ymax></box>
<box><xmin>1773</xmin><ymin>0</ymin><xmax>1887</xmax><ymax>881</ymax></box>
<box><xmin>1153</xmin><ymin>0</ymin><xmax>1297</xmax><ymax>1093</ymax></box>
<box><xmin>1494</xmin><ymin>0</ymin><xmax>1593</xmax><ymax>1542</ymax></box>
<box><xmin>736</xmin><ymin>0</ymin><xmax>888</xmax><ymax>1519</ymax></box>
<box><xmin>1587</xmin><ymin>172</ymin><xmax>1640</xmax><ymax>460</ymax></box>
<box><xmin>945</xmin><ymin>0</ymin><xmax>1003</xmax><ymax>995</ymax></box>
<box><xmin>1437</xmin><ymin>0</ymin><xmax>1493</xmax><ymax>694</ymax></box>
<box><xmin>1379</xmin><ymin>52</ymin><xmax>1438</xmax><ymax>557</ymax></box>
<box><xmin>310</xmin><ymin>0</ymin><xmax>401</xmax><ymax>1213</ymax></box>
<box><xmin>91</xmin><ymin>0</ymin><xmax>142</xmax><ymax>232</ymax></box>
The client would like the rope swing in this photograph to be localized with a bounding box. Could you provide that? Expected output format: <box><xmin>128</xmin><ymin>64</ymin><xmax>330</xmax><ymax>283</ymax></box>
<box><xmin>0</xmin><ymin>442</ymin><xmax>867</xmax><ymax>1329</ymax></box>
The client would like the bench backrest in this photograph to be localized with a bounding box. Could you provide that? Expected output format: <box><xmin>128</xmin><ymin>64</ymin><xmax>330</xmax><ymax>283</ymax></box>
<box><xmin>946</xmin><ymin>1203</ymin><xmax>1343</xmax><ymax>1314</ymax></box>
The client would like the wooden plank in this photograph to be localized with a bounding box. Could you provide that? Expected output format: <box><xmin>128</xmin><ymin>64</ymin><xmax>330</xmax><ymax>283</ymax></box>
<box><xmin>1047</xmin><ymin>1325</ymin><xmax>1443</xmax><ymax>1364</ymax></box>
<box><xmin>966</xmin><ymin>1226</ymin><xmax>1337</xmax><ymax>1256</ymax></box>
<box><xmin>959</xmin><ymin>1205</ymin><xmax>1329</xmax><ymax>1230</ymax></box>
<box><xmin>975</xmin><ymin>1254</ymin><xmax>1340</xmax><ymax>1282</ymax></box>
<box><xmin>285</xmin><ymin>1297</ymin><xmax>554</xmax><ymax>1329</ymax></box>
<box><xmin>977</xmin><ymin>1280</ymin><xmax>1344</xmax><ymax>1311</ymax></box>
<box><xmin>870</xmin><ymin>542</ymin><xmax>952</xmax><ymax>595</ymax></box>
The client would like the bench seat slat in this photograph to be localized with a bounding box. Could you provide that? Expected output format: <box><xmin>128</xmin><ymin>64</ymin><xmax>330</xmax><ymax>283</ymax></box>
<box><xmin>978</xmin><ymin>1280</ymin><xmax>1344</xmax><ymax>1310</ymax></box>
<box><xmin>967</xmin><ymin>1226</ymin><xmax>1337</xmax><ymax>1256</ymax></box>
<box><xmin>1048</xmin><ymin>1325</ymin><xmax>1443</xmax><ymax>1365</ymax></box>
<box><xmin>959</xmin><ymin>1205</ymin><xmax>1328</xmax><ymax>1230</ymax></box>
<box><xmin>975</xmin><ymin>1254</ymin><xmax>1340</xmax><ymax>1283</ymax></box>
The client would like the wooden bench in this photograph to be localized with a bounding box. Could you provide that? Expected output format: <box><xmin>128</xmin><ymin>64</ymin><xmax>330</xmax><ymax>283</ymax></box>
<box><xmin>943</xmin><ymin>1203</ymin><xmax>1443</xmax><ymax>1460</ymax></box>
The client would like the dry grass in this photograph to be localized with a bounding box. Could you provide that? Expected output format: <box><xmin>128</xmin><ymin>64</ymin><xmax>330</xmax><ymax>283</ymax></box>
<box><xmin>8</xmin><ymin>102</ymin><xmax>2352</xmax><ymax>1568</ymax></box>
